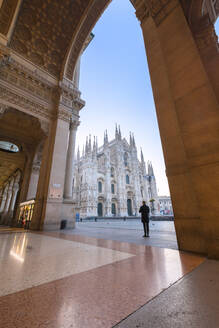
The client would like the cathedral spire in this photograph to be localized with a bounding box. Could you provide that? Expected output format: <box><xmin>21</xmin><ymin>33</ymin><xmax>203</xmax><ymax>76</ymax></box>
<box><xmin>93</xmin><ymin>136</ymin><xmax>96</xmax><ymax>153</ymax></box>
<box><xmin>77</xmin><ymin>146</ymin><xmax>80</xmax><ymax>161</ymax></box>
<box><xmin>118</xmin><ymin>125</ymin><xmax>122</xmax><ymax>140</ymax></box>
<box><xmin>85</xmin><ymin>137</ymin><xmax>89</xmax><ymax>154</ymax></box>
<box><xmin>96</xmin><ymin>136</ymin><xmax>98</xmax><ymax>152</ymax></box>
<box><xmin>115</xmin><ymin>124</ymin><xmax>119</xmax><ymax>140</ymax></box>
<box><xmin>148</xmin><ymin>161</ymin><xmax>154</xmax><ymax>176</ymax></box>
<box><xmin>129</xmin><ymin>132</ymin><xmax>133</xmax><ymax>147</ymax></box>
<box><xmin>89</xmin><ymin>134</ymin><xmax>92</xmax><ymax>152</ymax></box>
<box><xmin>104</xmin><ymin>130</ymin><xmax>108</xmax><ymax>146</ymax></box>
<box><xmin>141</xmin><ymin>148</ymin><xmax>144</xmax><ymax>163</ymax></box>
<box><xmin>132</xmin><ymin>133</ymin><xmax>136</xmax><ymax>148</ymax></box>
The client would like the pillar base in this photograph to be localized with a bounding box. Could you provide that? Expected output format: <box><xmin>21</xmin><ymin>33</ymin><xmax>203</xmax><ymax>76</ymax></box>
<box><xmin>61</xmin><ymin>200</ymin><xmax>75</xmax><ymax>229</ymax></box>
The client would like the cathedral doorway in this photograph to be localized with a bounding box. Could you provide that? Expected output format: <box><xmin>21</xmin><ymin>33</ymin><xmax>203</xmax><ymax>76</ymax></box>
<box><xmin>111</xmin><ymin>203</ymin><xmax>116</xmax><ymax>216</ymax></box>
<box><xmin>98</xmin><ymin>203</ymin><xmax>103</xmax><ymax>217</ymax></box>
<box><xmin>127</xmin><ymin>199</ymin><xmax>132</xmax><ymax>216</ymax></box>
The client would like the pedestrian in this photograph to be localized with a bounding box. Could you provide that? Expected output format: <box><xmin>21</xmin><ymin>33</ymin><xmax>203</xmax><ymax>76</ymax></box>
<box><xmin>139</xmin><ymin>201</ymin><xmax>150</xmax><ymax>237</ymax></box>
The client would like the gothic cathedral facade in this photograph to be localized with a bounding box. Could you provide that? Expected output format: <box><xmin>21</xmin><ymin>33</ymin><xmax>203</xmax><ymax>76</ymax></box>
<box><xmin>73</xmin><ymin>126</ymin><xmax>159</xmax><ymax>218</ymax></box>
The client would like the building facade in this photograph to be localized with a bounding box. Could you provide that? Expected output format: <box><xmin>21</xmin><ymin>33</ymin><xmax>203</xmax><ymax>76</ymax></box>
<box><xmin>73</xmin><ymin>127</ymin><xmax>159</xmax><ymax>218</ymax></box>
<box><xmin>158</xmin><ymin>196</ymin><xmax>173</xmax><ymax>215</ymax></box>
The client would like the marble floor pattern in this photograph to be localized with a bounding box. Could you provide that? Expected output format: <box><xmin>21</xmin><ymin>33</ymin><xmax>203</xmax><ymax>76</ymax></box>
<box><xmin>0</xmin><ymin>231</ymin><xmax>205</xmax><ymax>328</ymax></box>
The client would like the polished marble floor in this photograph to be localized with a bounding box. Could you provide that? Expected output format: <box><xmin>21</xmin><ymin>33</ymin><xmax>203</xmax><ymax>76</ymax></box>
<box><xmin>0</xmin><ymin>231</ymin><xmax>205</xmax><ymax>328</ymax></box>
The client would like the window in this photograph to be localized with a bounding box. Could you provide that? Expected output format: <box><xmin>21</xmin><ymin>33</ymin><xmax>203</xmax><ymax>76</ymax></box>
<box><xmin>111</xmin><ymin>183</ymin><xmax>115</xmax><ymax>194</ymax></box>
<box><xmin>98</xmin><ymin>181</ymin><xmax>102</xmax><ymax>193</ymax></box>
<box><xmin>111</xmin><ymin>167</ymin><xmax>114</xmax><ymax>177</ymax></box>
<box><xmin>111</xmin><ymin>203</ymin><xmax>116</xmax><ymax>215</ymax></box>
<box><xmin>126</xmin><ymin>175</ymin><xmax>130</xmax><ymax>184</ymax></box>
<box><xmin>124</xmin><ymin>153</ymin><xmax>128</xmax><ymax>167</ymax></box>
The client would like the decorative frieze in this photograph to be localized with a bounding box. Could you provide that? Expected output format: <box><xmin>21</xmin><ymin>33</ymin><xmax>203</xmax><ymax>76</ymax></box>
<box><xmin>0</xmin><ymin>85</ymin><xmax>53</xmax><ymax>120</ymax></box>
<box><xmin>0</xmin><ymin>56</ymin><xmax>56</xmax><ymax>104</ymax></box>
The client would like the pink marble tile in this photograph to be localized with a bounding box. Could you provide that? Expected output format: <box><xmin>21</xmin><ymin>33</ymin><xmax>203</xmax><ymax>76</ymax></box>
<box><xmin>0</xmin><ymin>232</ymin><xmax>205</xmax><ymax>328</ymax></box>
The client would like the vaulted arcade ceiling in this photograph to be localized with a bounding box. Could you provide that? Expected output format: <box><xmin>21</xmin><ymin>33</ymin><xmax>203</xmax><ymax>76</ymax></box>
<box><xmin>9</xmin><ymin>0</ymin><xmax>90</xmax><ymax>77</ymax></box>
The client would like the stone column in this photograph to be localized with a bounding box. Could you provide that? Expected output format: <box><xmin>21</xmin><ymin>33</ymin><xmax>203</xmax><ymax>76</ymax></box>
<box><xmin>135</xmin><ymin>0</ymin><xmax>219</xmax><ymax>258</ymax></box>
<box><xmin>30</xmin><ymin>108</ymin><xmax>73</xmax><ymax>231</ymax></box>
<box><xmin>64</xmin><ymin>119</ymin><xmax>79</xmax><ymax>199</ymax></box>
<box><xmin>73</xmin><ymin>57</ymin><xmax>81</xmax><ymax>89</ymax></box>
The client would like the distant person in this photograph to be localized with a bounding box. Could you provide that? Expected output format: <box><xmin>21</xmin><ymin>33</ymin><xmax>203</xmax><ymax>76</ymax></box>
<box><xmin>139</xmin><ymin>201</ymin><xmax>150</xmax><ymax>237</ymax></box>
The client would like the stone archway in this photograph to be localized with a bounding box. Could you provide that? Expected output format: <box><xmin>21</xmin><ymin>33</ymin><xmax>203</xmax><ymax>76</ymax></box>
<box><xmin>0</xmin><ymin>0</ymin><xmax>219</xmax><ymax>258</ymax></box>
<box><xmin>0</xmin><ymin>108</ymin><xmax>47</xmax><ymax>226</ymax></box>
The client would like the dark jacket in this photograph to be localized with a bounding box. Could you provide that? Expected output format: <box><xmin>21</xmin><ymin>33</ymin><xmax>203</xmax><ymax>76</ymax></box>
<box><xmin>139</xmin><ymin>204</ymin><xmax>150</xmax><ymax>222</ymax></box>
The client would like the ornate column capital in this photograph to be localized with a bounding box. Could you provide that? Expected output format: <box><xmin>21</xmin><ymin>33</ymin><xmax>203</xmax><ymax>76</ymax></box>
<box><xmin>58</xmin><ymin>79</ymin><xmax>85</xmax><ymax>112</ymax></box>
<box><xmin>70</xmin><ymin>119</ymin><xmax>80</xmax><ymax>131</ymax></box>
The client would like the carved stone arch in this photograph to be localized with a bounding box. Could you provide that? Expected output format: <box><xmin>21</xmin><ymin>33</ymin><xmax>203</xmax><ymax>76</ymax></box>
<box><xmin>63</xmin><ymin>0</ymin><xmax>111</xmax><ymax>81</ymax></box>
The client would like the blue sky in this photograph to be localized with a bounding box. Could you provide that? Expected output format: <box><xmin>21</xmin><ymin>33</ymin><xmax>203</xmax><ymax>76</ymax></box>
<box><xmin>77</xmin><ymin>0</ymin><xmax>219</xmax><ymax>196</ymax></box>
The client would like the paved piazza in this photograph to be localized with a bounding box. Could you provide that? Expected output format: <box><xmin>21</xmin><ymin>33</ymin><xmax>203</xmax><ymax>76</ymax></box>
<box><xmin>0</xmin><ymin>230</ymin><xmax>205</xmax><ymax>328</ymax></box>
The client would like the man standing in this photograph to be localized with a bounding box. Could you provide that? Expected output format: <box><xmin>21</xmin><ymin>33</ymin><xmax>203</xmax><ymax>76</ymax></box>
<box><xmin>139</xmin><ymin>201</ymin><xmax>150</xmax><ymax>237</ymax></box>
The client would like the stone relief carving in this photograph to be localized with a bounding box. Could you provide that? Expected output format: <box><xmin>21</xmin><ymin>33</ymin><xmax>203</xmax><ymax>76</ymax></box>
<box><xmin>0</xmin><ymin>57</ymin><xmax>56</xmax><ymax>104</ymax></box>
<box><xmin>0</xmin><ymin>85</ymin><xmax>52</xmax><ymax>120</ymax></box>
